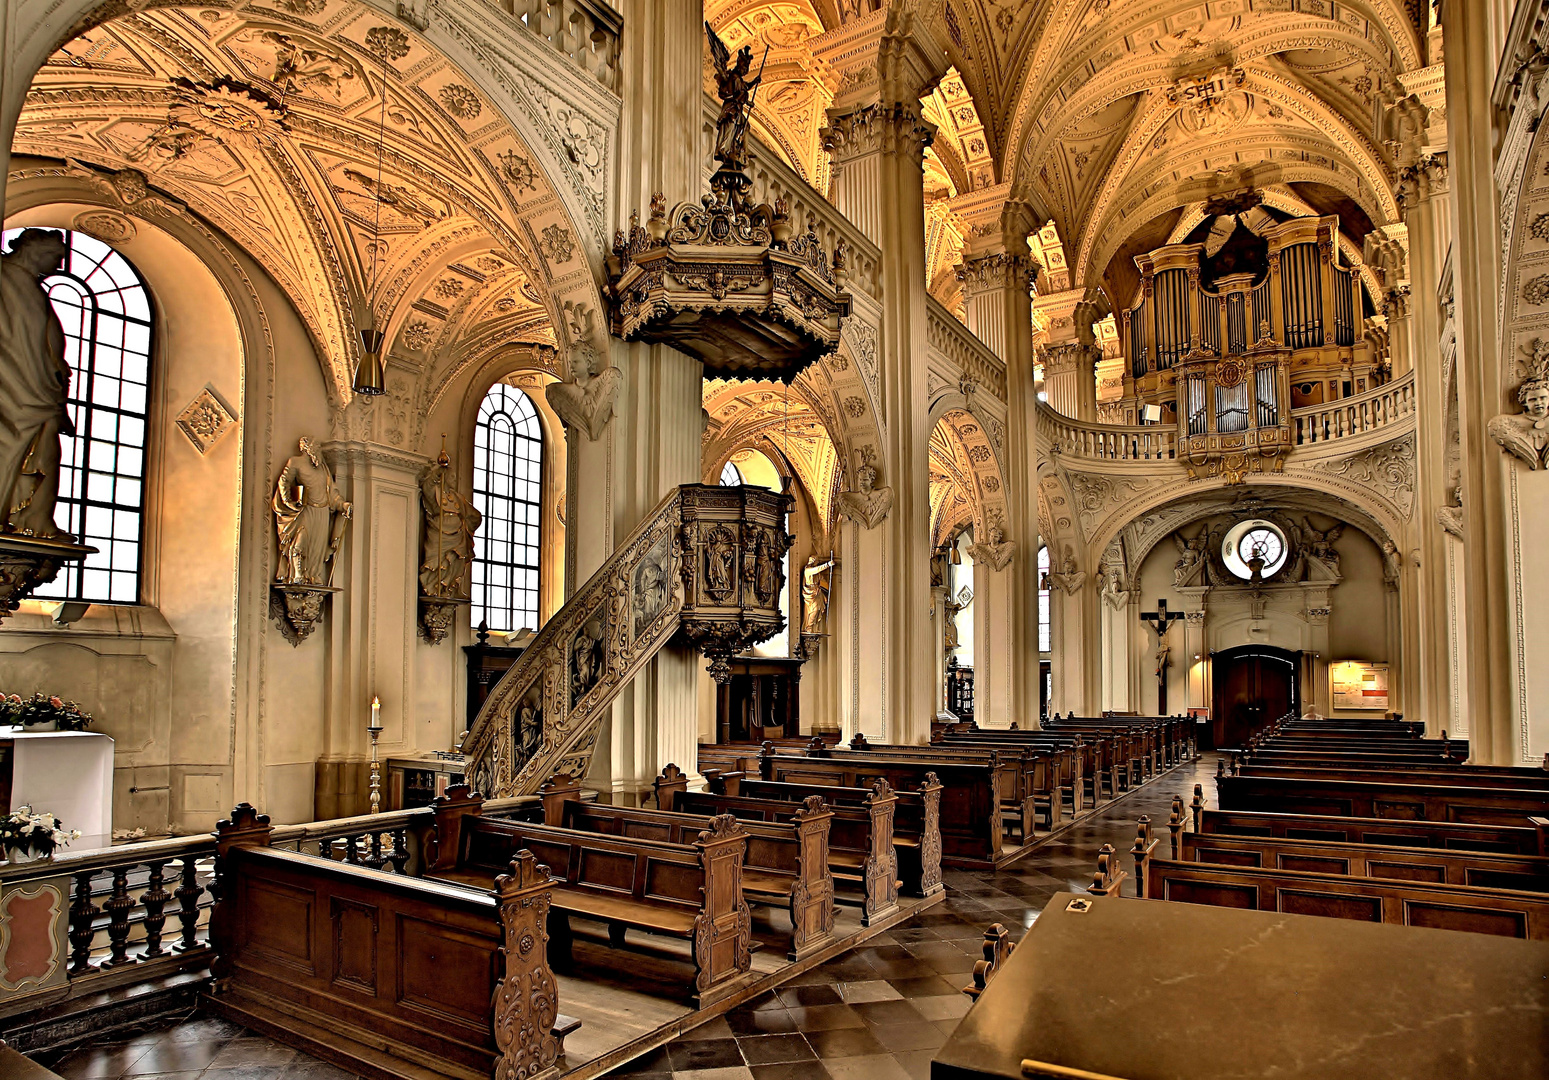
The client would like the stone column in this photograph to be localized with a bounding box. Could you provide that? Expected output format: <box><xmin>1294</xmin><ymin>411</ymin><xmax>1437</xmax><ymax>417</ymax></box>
<box><xmin>573</xmin><ymin>0</ymin><xmax>705</xmax><ymax>799</ymax></box>
<box><xmin>1389</xmin><ymin>92</ymin><xmax>1455</xmax><ymax>737</ymax></box>
<box><xmin>1099</xmin><ymin>585</ymin><xmax>1132</xmax><ymax>713</ymax></box>
<box><xmin>823</xmin><ymin>89</ymin><xmax>941</xmax><ymax>741</ymax></box>
<box><xmin>956</xmin><ymin>202</ymin><xmax>1040</xmax><ymax>726</ymax></box>
<box><xmin>1443</xmin><ymin>0</ymin><xmax>1516</xmax><ymax>762</ymax></box>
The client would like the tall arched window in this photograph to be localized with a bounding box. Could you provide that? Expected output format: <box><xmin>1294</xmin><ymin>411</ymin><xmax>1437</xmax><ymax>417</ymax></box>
<box><xmin>1037</xmin><ymin>544</ymin><xmax>1051</xmax><ymax>653</ymax></box>
<box><xmin>719</xmin><ymin>460</ymin><xmax>743</xmax><ymax>486</ymax></box>
<box><xmin>471</xmin><ymin>383</ymin><xmax>544</xmax><ymax>633</ymax></box>
<box><xmin>3</xmin><ymin>229</ymin><xmax>153</xmax><ymax>604</ymax></box>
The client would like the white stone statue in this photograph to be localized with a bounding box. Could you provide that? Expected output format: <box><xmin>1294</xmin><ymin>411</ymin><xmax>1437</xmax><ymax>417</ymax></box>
<box><xmin>1488</xmin><ymin>364</ymin><xmax>1549</xmax><ymax>470</ymax></box>
<box><xmin>1297</xmin><ymin>518</ymin><xmax>1344</xmax><ymax>582</ymax></box>
<box><xmin>968</xmin><ymin>525</ymin><xmax>1015</xmax><ymax>572</ymax></box>
<box><xmin>800</xmin><ymin>554</ymin><xmax>834</xmax><ymax>634</ymax></box>
<box><xmin>273</xmin><ymin>437</ymin><xmax>352</xmax><ymax>586</ymax></box>
<box><xmin>1172</xmin><ymin>527</ymin><xmax>1209</xmax><ymax>588</ymax></box>
<box><xmin>838</xmin><ymin>462</ymin><xmax>894</xmax><ymax>529</ymax></box>
<box><xmin>0</xmin><ymin>229</ymin><xmax>72</xmax><ymax>537</ymax></box>
<box><xmin>546</xmin><ymin>342</ymin><xmax>622</xmax><ymax>441</ymax></box>
<box><xmin>1045</xmin><ymin>551</ymin><xmax>1087</xmax><ymax>595</ymax></box>
<box><xmin>1101</xmin><ymin>564</ymin><xmax>1130</xmax><ymax>609</ymax></box>
<box><xmin>419</xmin><ymin>445</ymin><xmax>481</xmax><ymax>599</ymax></box>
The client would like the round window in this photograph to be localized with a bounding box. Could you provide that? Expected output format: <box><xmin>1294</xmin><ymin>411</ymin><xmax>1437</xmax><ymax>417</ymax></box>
<box><xmin>1221</xmin><ymin>519</ymin><xmax>1288</xmax><ymax>581</ymax></box>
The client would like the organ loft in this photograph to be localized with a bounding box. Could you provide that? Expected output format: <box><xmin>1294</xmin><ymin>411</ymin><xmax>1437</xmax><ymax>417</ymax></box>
<box><xmin>0</xmin><ymin>2</ymin><xmax>1544</xmax><ymax>1078</ymax></box>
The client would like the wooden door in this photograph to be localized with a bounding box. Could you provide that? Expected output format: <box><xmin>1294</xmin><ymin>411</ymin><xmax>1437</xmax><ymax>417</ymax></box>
<box><xmin>1211</xmin><ymin>647</ymin><xmax>1300</xmax><ymax>749</ymax></box>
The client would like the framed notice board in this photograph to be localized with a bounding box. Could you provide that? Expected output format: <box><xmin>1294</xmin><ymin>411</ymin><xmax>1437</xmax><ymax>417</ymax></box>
<box><xmin>1329</xmin><ymin>661</ymin><xmax>1389</xmax><ymax>710</ymax></box>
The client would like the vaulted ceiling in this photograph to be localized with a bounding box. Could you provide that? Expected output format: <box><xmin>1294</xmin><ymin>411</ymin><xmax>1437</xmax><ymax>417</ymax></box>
<box><xmin>15</xmin><ymin>1</ymin><xmax>592</xmax><ymax>401</ymax></box>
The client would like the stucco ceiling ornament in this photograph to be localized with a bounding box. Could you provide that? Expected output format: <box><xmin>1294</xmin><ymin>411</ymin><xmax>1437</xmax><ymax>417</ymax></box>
<box><xmin>167</xmin><ymin>77</ymin><xmax>289</xmax><ymax>148</ymax></box>
<box><xmin>175</xmin><ymin>386</ymin><xmax>238</xmax><ymax>454</ymax></box>
<box><xmin>71</xmin><ymin>210</ymin><xmax>136</xmax><ymax>244</ymax></box>
<box><xmin>1488</xmin><ymin>337</ymin><xmax>1549</xmax><ymax>469</ymax></box>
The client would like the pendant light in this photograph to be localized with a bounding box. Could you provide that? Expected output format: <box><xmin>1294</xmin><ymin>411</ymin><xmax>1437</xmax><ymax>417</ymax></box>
<box><xmin>352</xmin><ymin>37</ymin><xmax>393</xmax><ymax>396</ymax></box>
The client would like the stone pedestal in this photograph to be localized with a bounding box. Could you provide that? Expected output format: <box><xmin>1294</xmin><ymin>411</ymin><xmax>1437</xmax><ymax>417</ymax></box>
<box><xmin>0</xmin><ymin>534</ymin><xmax>95</xmax><ymax>623</ymax></box>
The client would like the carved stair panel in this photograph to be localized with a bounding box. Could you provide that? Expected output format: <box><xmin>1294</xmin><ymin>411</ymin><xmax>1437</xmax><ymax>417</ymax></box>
<box><xmin>462</xmin><ymin>483</ymin><xmax>791</xmax><ymax>798</ymax></box>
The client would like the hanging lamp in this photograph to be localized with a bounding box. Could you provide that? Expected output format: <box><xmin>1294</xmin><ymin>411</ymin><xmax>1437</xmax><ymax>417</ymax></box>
<box><xmin>352</xmin><ymin>36</ymin><xmax>394</xmax><ymax>396</ymax></box>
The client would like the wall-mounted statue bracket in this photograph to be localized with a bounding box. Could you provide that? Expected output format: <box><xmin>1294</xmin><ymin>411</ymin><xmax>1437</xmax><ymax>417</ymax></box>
<box><xmin>270</xmin><ymin>583</ymin><xmax>339</xmax><ymax>646</ymax></box>
<box><xmin>0</xmin><ymin>534</ymin><xmax>95</xmax><ymax>623</ymax></box>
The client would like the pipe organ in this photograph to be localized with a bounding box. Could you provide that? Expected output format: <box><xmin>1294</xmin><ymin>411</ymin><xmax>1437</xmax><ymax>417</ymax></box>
<box><xmin>1119</xmin><ymin>215</ymin><xmax>1378</xmax><ymax>482</ymax></box>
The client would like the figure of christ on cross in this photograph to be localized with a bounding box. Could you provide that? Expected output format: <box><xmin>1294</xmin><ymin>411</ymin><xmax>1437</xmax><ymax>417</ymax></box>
<box><xmin>1141</xmin><ymin>600</ymin><xmax>1187</xmax><ymax>713</ymax></box>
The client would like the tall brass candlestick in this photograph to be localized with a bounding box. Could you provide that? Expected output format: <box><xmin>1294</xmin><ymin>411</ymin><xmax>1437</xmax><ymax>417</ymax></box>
<box><xmin>368</xmin><ymin>695</ymin><xmax>382</xmax><ymax>814</ymax></box>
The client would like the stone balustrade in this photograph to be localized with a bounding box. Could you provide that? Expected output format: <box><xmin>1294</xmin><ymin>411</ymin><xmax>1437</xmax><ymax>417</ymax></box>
<box><xmin>501</xmin><ymin>0</ymin><xmax>622</xmax><ymax>92</ymax></box>
<box><xmin>927</xmin><ymin>297</ymin><xmax>1008</xmax><ymax>401</ymax></box>
<box><xmin>1040</xmin><ymin>403</ymin><xmax>1178</xmax><ymax>461</ymax></box>
<box><xmin>1291</xmin><ymin>370</ymin><xmax>1416</xmax><ymax>446</ymax></box>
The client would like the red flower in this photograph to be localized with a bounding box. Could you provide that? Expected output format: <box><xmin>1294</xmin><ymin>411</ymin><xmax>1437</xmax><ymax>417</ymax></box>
<box><xmin>49</xmin><ymin>697</ymin><xmax>63</xmax><ymax>709</ymax></box>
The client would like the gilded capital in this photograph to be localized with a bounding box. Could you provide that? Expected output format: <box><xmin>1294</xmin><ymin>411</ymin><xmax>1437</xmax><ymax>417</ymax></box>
<box><xmin>955</xmin><ymin>251</ymin><xmax>1039</xmax><ymax>294</ymax></box>
<box><xmin>822</xmin><ymin>102</ymin><xmax>936</xmax><ymax>167</ymax></box>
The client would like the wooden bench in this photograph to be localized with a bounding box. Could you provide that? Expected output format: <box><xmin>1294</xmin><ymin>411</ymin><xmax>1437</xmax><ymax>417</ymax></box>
<box><xmin>935</xmin><ymin>730</ymin><xmax>1099</xmax><ymax>808</ymax></box>
<box><xmin>659</xmin><ymin>772</ymin><xmax>900</xmax><ymax>926</ymax></box>
<box><xmin>418</xmin><ymin>787</ymin><xmax>753</xmax><ymax>1004</ymax></box>
<box><xmin>716</xmin><ymin>774</ymin><xmax>944</xmax><ymax>896</ymax></box>
<box><xmin>1192</xmin><ymin>808</ymin><xmax>1549</xmax><ymax>857</ymax></box>
<box><xmin>209</xmin><ymin>804</ymin><xmax>575</xmax><ymax>1080</ymax></box>
<box><xmin>539</xmin><ymin>773</ymin><xmax>835</xmax><ymax>961</ymax></box>
<box><xmin>1231</xmin><ymin>761</ymin><xmax>1549</xmax><ymax>792</ymax></box>
<box><xmin>1142</xmin><ymin>856</ymin><xmax>1549</xmax><ymax>940</ymax></box>
<box><xmin>1177</xmin><ymin>830</ymin><xmax>1549</xmax><ymax>892</ymax></box>
<box><xmin>821</xmin><ymin>736</ymin><xmax>1060</xmax><ymax>838</ymax></box>
<box><xmin>1216</xmin><ymin>773</ymin><xmax>1549</xmax><ymax>828</ymax></box>
<box><xmin>757</xmin><ymin>750</ymin><xmax>1004</xmax><ymax>868</ymax></box>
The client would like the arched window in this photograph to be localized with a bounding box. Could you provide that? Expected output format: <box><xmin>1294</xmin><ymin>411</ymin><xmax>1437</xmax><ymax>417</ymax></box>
<box><xmin>471</xmin><ymin>383</ymin><xmax>543</xmax><ymax>633</ymax></box>
<box><xmin>1037</xmin><ymin>544</ymin><xmax>1051</xmax><ymax>653</ymax></box>
<box><xmin>3</xmin><ymin>229</ymin><xmax>153</xmax><ymax>604</ymax></box>
<box><xmin>719</xmin><ymin>460</ymin><xmax>743</xmax><ymax>486</ymax></box>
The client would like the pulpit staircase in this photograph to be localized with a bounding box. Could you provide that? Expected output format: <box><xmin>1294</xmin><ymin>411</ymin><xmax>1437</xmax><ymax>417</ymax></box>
<box><xmin>460</xmin><ymin>483</ymin><xmax>791</xmax><ymax>797</ymax></box>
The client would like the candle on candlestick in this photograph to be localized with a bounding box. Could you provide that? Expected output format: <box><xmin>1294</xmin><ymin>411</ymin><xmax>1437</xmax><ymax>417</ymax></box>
<box><xmin>368</xmin><ymin>695</ymin><xmax>383</xmax><ymax>814</ymax></box>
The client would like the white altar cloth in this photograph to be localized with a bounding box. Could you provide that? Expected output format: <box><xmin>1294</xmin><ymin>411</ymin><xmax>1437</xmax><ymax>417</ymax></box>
<box><xmin>2</xmin><ymin>727</ymin><xmax>114</xmax><ymax>850</ymax></box>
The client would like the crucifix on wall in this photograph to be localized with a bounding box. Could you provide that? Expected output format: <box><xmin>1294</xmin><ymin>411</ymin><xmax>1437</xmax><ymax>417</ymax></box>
<box><xmin>1140</xmin><ymin>600</ymin><xmax>1186</xmax><ymax>713</ymax></box>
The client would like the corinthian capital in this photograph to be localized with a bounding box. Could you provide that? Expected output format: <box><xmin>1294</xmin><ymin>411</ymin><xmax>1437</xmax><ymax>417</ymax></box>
<box><xmin>1394</xmin><ymin>152</ymin><xmax>1449</xmax><ymax>213</ymax></box>
<box><xmin>955</xmin><ymin>251</ymin><xmax>1039</xmax><ymax>294</ymax></box>
<box><xmin>822</xmin><ymin>102</ymin><xmax>936</xmax><ymax>167</ymax></box>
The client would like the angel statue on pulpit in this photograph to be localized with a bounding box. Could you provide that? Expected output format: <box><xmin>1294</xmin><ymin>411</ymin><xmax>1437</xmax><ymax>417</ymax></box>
<box><xmin>706</xmin><ymin>22</ymin><xmax>764</xmax><ymax>174</ymax></box>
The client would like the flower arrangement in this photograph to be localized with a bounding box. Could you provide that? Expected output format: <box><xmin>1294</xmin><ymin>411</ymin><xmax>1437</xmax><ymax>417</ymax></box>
<box><xmin>0</xmin><ymin>692</ymin><xmax>92</xmax><ymax>731</ymax></box>
<box><xmin>2</xmin><ymin>806</ymin><xmax>81</xmax><ymax>861</ymax></box>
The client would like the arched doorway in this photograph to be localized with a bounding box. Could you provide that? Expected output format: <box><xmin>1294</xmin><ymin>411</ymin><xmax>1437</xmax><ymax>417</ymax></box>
<box><xmin>1211</xmin><ymin>645</ymin><xmax>1301</xmax><ymax>749</ymax></box>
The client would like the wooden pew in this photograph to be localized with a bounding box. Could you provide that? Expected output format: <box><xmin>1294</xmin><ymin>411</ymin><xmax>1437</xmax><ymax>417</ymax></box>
<box><xmin>539</xmin><ymin>774</ymin><xmax>836</xmax><ymax>961</ymax></box>
<box><xmin>1192</xmin><ymin>808</ymin><xmax>1549</xmax><ymax>857</ymax></box>
<box><xmin>1177</xmin><ymin>831</ymin><xmax>1549</xmax><ymax>892</ymax></box>
<box><xmin>419</xmin><ymin>787</ymin><xmax>754</xmax><ymax>1004</ymax></box>
<box><xmin>720</xmin><ymin>774</ymin><xmax>944</xmax><ymax>896</ymax></box>
<box><xmin>936</xmin><ymin>728</ymin><xmax>1103</xmax><ymax>807</ymax></box>
<box><xmin>1231</xmin><ymin>761</ymin><xmax>1549</xmax><ymax>791</ymax></box>
<box><xmin>210</xmin><ymin>804</ymin><xmax>574</xmax><ymax>1080</ymax></box>
<box><xmin>1216</xmin><ymin>773</ymin><xmax>1549</xmax><ymax>828</ymax></box>
<box><xmin>1142</xmin><ymin>856</ymin><xmax>1549</xmax><ymax>940</ymax></box>
<box><xmin>757</xmin><ymin>750</ymin><xmax>1005</xmax><ymax>868</ymax></box>
<box><xmin>657</xmin><ymin>768</ymin><xmax>899</xmax><ymax>925</ymax></box>
<box><xmin>820</xmin><ymin>735</ymin><xmax>1060</xmax><ymax>838</ymax></box>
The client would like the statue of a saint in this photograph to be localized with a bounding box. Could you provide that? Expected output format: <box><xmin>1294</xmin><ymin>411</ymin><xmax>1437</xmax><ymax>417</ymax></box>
<box><xmin>706</xmin><ymin>22</ymin><xmax>762</xmax><ymax>173</ymax></box>
<box><xmin>704</xmin><ymin>524</ymin><xmax>738</xmax><ymax>599</ymax></box>
<box><xmin>943</xmin><ymin>586</ymin><xmax>970</xmax><ymax>652</ymax></box>
<box><xmin>273</xmin><ymin>437</ymin><xmax>352</xmax><ymax>585</ymax></box>
<box><xmin>0</xmin><ymin>229</ymin><xmax>72</xmax><ymax>537</ymax></box>
<box><xmin>800</xmin><ymin>554</ymin><xmax>834</xmax><ymax>635</ymax></box>
<box><xmin>753</xmin><ymin>530</ymin><xmax>781</xmax><ymax>604</ymax></box>
<box><xmin>546</xmin><ymin>343</ymin><xmax>622</xmax><ymax>441</ymax></box>
<box><xmin>838</xmin><ymin>463</ymin><xmax>894</xmax><ymax>530</ymax></box>
<box><xmin>419</xmin><ymin>445</ymin><xmax>481</xmax><ymax>599</ymax></box>
<box><xmin>1489</xmin><ymin>372</ymin><xmax>1549</xmax><ymax>469</ymax></box>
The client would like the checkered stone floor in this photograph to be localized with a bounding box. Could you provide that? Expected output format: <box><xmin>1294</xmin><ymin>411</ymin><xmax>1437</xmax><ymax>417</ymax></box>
<box><xmin>32</xmin><ymin>757</ymin><xmax>1217</xmax><ymax>1080</ymax></box>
